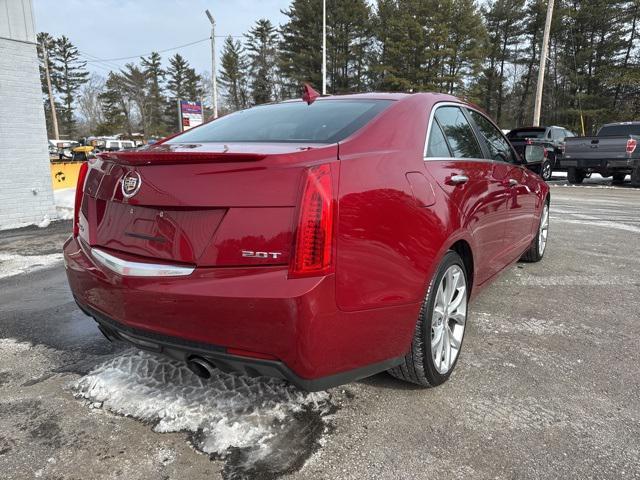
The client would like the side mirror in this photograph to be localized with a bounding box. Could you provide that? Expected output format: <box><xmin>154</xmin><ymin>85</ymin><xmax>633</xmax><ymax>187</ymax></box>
<box><xmin>523</xmin><ymin>144</ymin><xmax>545</xmax><ymax>164</ymax></box>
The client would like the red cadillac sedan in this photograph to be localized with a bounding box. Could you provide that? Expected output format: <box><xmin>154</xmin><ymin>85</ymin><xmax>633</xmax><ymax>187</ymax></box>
<box><xmin>64</xmin><ymin>92</ymin><xmax>549</xmax><ymax>391</ymax></box>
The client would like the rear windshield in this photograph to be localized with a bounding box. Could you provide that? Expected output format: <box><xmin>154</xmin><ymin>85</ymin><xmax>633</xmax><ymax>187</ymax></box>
<box><xmin>507</xmin><ymin>128</ymin><xmax>546</xmax><ymax>139</ymax></box>
<box><xmin>167</xmin><ymin>100</ymin><xmax>392</xmax><ymax>144</ymax></box>
<box><xmin>597</xmin><ymin>124</ymin><xmax>640</xmax><ymax>136</ymax></box>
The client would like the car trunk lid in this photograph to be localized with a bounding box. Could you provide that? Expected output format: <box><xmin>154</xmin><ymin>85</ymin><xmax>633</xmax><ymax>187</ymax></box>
<box><xmin>79</xmin><ymin>143</ymin><xmax>338</xmax><ymax>267</ymax></box>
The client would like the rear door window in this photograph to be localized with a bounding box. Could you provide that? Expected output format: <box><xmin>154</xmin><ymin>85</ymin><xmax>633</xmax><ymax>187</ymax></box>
<box><xmin>467</xmin><ymin>110</ymin><xmax>516</xmax><ymax>163</ymax></box>
<box><xmin>426</xmin><ymin>121</ymin><xmax>452</xmax><ymax>157</ymax></box>
<box><xmin>167</xmin><ymin>100</ymin><xmax>393</xmax><ymax>144</ymax></box>
<box><xmin>434</xmin><ymin>106</ymin><xmax>483</xmax><ymax>159</ymax></box>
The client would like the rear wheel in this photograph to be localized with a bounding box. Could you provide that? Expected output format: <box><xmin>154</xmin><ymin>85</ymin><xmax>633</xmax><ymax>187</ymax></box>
<box><xmin>540</xmin><ymin>159</ymin><xmax>553</xmax><ymax>181</ymax></box>
<box><xmin>521</xmin><ymin>201</ymin><xmax>549</xmax><ymax>262</ymax></box>
<box><xmin>631</xmin><ymin>166</ymin><xmax>640</xmax><ymax>187</ymax></box>
<box><xmin>567</xmin><ymin>167</ymin><xmax>585</xmax><ymax>184</ymax></box>
<box><xmin>612</xmin><ymin>173</ymin><xmax>626</xmax><ymax>185</ymax></box>
<box><xmin>388</xmin><ymin>251</ymin><xmax>468</xmax><ymax>387</ymax></box>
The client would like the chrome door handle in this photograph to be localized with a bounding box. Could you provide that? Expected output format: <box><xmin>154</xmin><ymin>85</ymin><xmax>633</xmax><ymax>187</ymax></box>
<box><xmin>450</xmin><ymin>174</ymin><xmax>469</xmax><ymax>185</ymax></box>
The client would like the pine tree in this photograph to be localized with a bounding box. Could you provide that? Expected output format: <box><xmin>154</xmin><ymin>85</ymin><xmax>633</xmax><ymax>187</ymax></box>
<box><xmin>120</xmin><ymin>63</ymin><xmax>149</xmax><ymax>135</ymax></box>
<box><xmin>245</xmin><ymin>19</ymin><xmax>279</xmax><ymax>104</ymax></box>
<box><xmin>96</xmin><ymin>72</ymin><xmax>133</xmax><ymax>136</ymax></box>
<box><xmin>280</xmin><ymin>0</ymin><xmax>323</xmax><ymax>96</ymax></box>
<box><xmin>326</xmin><ymin>0</ymin><xmax>373</xmax><ymax>92</ymax></box>
<box><xmin>184</xmin><ymin>68</ymin><xmax>204</xmax><ymax>102</ymax></box>
<box><xmin>219</xmin><ymin>36</ymin><xmax>249</xmax><ymax>111</ymax></box>
<box><xmin>141</xmin><ymin>52</ymin><xmax>166</xmax><ymax>136</ymax></box>
<box><xmin>166</xmin><ymin>53</ymin><xmax>190</xmax><ymax>101</ymax></box>
<box><xmin>479</xmin><ymin>0</ymin><xmax>526</xmax><ymax>124</ymax></box>
<box><xmin>50</xmin><ymin>35</ymin><xmax>89</xmax><ymax>136</ymax></box>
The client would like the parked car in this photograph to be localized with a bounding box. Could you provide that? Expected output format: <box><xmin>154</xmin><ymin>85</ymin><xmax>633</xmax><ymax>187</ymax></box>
<box><xmin>104</xmin><ymin>139</ymin><xmax>136</xmax><ymax>151</ymax></box>
<box><xmin>506</xmin><ymin>126</ymin><xmax>575</xmax><ymax>181</ymax></box>
<box><xmin>560</xmin><ymin>122</ymin><xmax>640</xmax><ymax>186</ymax></box>
<box><xmin>64</xmin><ymin>93</ymin><xmax>550</xmax><ymax>391</ymax></box>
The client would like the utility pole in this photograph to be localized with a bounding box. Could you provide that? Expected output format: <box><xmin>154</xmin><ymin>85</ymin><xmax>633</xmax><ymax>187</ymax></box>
<box><xmin>533</xmin><ymin>0</ymin><xmax>554</xmax><ymax>127</ymax></box>
<box><xmin>41</xmin><ymin>40</ymin><xmax>59</xmax><ymax>139</ymax></box>
<box><xmin>205</xmin><ymin>9</ymin><xmax>218</xmax><ymax>119</ymax></box>
<box><xmin>322</xmin><ymin>0</ymin><xmax>327</xmax><ymax>95</ymax></box>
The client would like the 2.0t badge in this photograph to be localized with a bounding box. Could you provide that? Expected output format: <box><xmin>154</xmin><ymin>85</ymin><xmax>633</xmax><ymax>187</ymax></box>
<box><xmin>121</xmin><ymin>171</ymin><xmax>142</xmax><ymax>198</ymax></box>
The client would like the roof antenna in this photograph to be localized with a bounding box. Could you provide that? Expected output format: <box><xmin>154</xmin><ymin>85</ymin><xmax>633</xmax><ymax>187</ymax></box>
<box><xmin>302</xmin><ymin>83</ymin><xmax>320</xmax><ymax>105</ymax></box>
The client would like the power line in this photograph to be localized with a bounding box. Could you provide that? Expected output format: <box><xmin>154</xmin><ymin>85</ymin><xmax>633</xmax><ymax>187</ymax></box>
<box><xmin>83</xmin><ymin>37</ymin><xmax>211</xmax><ymax>63</ymax></box>
<box><xmin>81</xmin><ymin>35</ymin><xmax>244</xmax><ymax>65</ymax></box>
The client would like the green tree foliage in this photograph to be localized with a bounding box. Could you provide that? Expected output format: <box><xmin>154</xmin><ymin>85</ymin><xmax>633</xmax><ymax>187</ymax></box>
<box><xmin>141</xmin><ymin>52</ymin><xmax>167</xmax><ymax>136</ymax></box>
<box><xmin>50</xmin><ymin>35</ymin><xmax>89</xmax><ymax>136</ymax></box>
<box><xmin>219</xmin><ymin>36</ymin><xmax>250</xmax><ymax>111</ymax></box>
<box><xmin>245</xmin><ymin>19</ymin><xmax>279</xmax><ymax>104</ymax></box>
<box><xmin>36</xmin><ymin>0</ymin><xmax>640</xmax><ymax>138</ymax></box>
<box><xmin>96</xmin><ymin>72</ymin><xmax>134</xmax><ymax>136</ymax></box>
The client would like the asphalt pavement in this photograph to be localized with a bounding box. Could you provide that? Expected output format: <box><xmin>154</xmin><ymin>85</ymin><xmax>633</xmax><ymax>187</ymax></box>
<box><xmin>1</xmin><ymin>177</ymin><xmax>639</xmax><ymax>480</ymax></box>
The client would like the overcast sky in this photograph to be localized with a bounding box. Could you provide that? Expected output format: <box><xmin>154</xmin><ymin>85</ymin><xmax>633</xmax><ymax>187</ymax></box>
<box><xmin>33</xmin><ymin>0</ymin><xmax>292</xmax><ymax>77</ymax></box>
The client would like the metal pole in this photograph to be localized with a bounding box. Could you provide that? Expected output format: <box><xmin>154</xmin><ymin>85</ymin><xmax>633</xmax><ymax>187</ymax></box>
<box><xmin>205</xmin><ymin>9</ymin><xmax>218</xmax><ymax>118</ymax></box>
<box><xmin>533</xmin><ymin>0</ymin><xmax>554</xmax><ymax>127</ymax></box>
<box><xmin>41</xmin><ymin>40</ymin><xmax>59</xmax><ymax>139</ymax></box>
<box><xmin>322</xmin><ymin>0</ymin><xmax>327</xmax><ymax>95</ymax></box>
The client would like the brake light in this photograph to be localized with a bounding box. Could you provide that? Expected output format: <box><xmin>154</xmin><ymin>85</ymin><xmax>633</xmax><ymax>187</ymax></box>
<box><xmin>290</xmin><ymin>164</ymin><xmax>334</xmax><ymax>277</ymax></box>
<box><xmin>627</xmin><ymin>138</ymin><xmax>637</xmax><ymax>154</ymax></box>
<box><xmin>73</xmin><ymin>161</ymin><xmax>89</xmax><ymax>237</ymax></box>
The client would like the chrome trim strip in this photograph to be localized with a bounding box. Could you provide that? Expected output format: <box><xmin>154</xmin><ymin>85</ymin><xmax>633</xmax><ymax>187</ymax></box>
<box><xmin>91</xmin><ymin>248</ymin><xmax>195</xmax><ymax>277</ymax></box>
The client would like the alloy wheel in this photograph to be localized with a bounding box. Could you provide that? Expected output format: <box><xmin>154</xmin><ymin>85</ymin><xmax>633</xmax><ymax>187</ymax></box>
<box><xmin>538</xmin><ymin>204</ymin><xmax>549</xmax><ymax>256</ymax></box>
<box><xmin>431</xmin><ymin>265</ymin><xmax>467</xmax><ymax>374</ymax></box>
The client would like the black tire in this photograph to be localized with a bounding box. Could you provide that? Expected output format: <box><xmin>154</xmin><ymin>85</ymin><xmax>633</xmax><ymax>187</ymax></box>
<box><xmin>567</xmin><ymin>167</ymin><xmax>585</xmax><ymax>184</ymax></box>
<box><xmin>388</xmin><ymin>251</ymin><xmax>468</xmax><ymax>387</ymax></box>
<box><xmin>612</xmin><ymin>173</ymin><xmax>626</xmax><ymax>185</ymax></box>
<box><xmin>540</xmin><ymin>159</ymin><xmax>553</xmax><ymax>181</ymax></box>
<box><xmin>521</xmin><ymin>200</ymin><xmax>549</xmax><ymax>262</ymax></box>
<box><xmin>631</xmin><ymin>165</ymin><xmax>640</xmax><ymax>187</ymax></box>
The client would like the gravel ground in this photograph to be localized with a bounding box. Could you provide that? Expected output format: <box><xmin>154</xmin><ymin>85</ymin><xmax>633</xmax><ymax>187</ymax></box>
<box><xmin>0</xmin><ymin>180</ymin><xmax>639</xmax><ymax>480</ymax></box>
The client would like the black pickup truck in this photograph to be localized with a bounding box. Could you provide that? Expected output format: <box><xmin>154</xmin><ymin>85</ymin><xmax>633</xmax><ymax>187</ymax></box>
<box><xmin>560</xmin><ymin>122</ymin><xmax>640</xmax><ymax>186</ymax></box>
<box><xmin>506</xmin><ymin>126</ymin><xmax>575</xmax><ymax>181</ymax></box>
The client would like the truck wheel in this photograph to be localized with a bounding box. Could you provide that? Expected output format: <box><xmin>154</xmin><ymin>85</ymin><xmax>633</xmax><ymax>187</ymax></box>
<box><xmin>612</xmin><ymin>173</ymin><xmax>626</xmax><ymax>185</ymax></box>
<box><xmin>521</xmin><ymin>201</ymin><xmax>549</xmax><ymax>262</ymax></box>
<box><xmin>541</xmin><ymin>159</ymin><xmax>553</xmax><ymax>181</ymax></box>
<box><xmin>388</xmin><ymin>251</ymin><xmax>468</xmax><ymax>387</ymax></box>
<box><xmin>567</xmin><ymin>167</ymin><xmax>585</xmax><ymax>184</ymax></box>
<box><xmin>631</xmin><ymin>166</ymin><xmax>640</xmax><ymax>187</ymax></box>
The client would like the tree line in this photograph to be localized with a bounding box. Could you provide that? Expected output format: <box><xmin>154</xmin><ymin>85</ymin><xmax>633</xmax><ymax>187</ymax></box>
<box><xmin>38</xmin><ymin>0</ymin><xmax>640</xmax><ymax>140</ymax></box>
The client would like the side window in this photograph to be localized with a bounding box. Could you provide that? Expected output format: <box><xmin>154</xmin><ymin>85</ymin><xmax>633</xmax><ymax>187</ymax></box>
<box><xmin>551</xmin><ymin>127</ymin><xmax>563</xmax><ymax>140</ymax></box>
<box><xmin>467</xmin><ymin>109</ymin><xmax>516</xmax><ymax>163</ymax></box>
<box><xmin>426</xmin><ymin>120</ymin><xmax>452</xmax><ymax>157</ymax></box>
<box><xmin>434</xmin><ymin>106</ymin><xmax>483</xmax><ymax>159</ymax></box>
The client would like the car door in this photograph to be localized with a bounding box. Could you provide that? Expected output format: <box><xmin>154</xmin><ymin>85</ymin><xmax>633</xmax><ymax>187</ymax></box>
<box><xmin>466</xmin><ymin>109</ymin><xmax>538</xmax><ymax>261</ymax></box>
<box><xmin>423</xmin><ymin>104</ymin><xmax>511</xmax><ymax>284</ymax></box>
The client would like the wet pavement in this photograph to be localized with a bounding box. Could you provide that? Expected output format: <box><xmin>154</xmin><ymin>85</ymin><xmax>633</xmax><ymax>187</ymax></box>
<box><xmin>1</xmin><ymin>183</ymin><xmax>639</xmax><ymax>479</ymax></box>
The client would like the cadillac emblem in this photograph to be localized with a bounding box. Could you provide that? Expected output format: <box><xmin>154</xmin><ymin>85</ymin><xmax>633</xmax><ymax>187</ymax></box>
<box><xmin>121</xmin><ymin>171</ymin><xmax>142</xmax><ymax>198</ymax></box>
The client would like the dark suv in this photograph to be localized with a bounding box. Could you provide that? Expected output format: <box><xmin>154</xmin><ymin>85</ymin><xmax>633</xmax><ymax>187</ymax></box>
<box><xmin>507</xmin><ymin>126</ymin><xmax>575</xmax><ymax>180</ymax></box>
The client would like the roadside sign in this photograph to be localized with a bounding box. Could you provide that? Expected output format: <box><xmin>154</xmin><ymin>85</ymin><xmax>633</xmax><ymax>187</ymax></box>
<box><xmin>178</xmin><ymin>100</ymin><xmax>204</xmax><ymax>132</ymax></box>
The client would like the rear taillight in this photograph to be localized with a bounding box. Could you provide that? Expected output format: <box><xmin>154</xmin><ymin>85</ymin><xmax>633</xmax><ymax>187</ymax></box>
<box><xmin>73</xmin><ymin>161</ymin><xmax>89</xmax><ymax>237</ymax></box>
<box><xmin>526</xmin><ymin>139</ymin><xmax>533</xmax><ymax>145</ymax></box>
<box><xmin>290</xmin><ymin>164</ymin><xmax>335</xmax><ymax>278</ymax></box>
<box><xmin>627</xmin><ymin>138</ymin><xmax>637</xmax><ymax>155</ymax></box>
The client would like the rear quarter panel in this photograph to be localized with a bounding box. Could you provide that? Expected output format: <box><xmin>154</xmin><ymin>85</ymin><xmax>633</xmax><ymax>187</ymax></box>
<box><xmin>335</xmin><ymin>95</ymin><xmax>463</xmax><ymax>313</ymax></box>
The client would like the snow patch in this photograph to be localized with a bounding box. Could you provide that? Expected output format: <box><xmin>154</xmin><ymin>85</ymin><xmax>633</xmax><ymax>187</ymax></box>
<box><xmin>73</xmin><ymin>350</ymin><xmax>334</xmax><ymax>479</ymax></box>
<box><xmin>54</xmin><ymin>188</ymin><xmax>75</xmax><ymax>220</ymax></box>
<box><xmin>0</xmin><ymin>252</ymin><xmax>63</xmax><ymax>279</ymax></box>
<box><xmin>554</xmin><ymin>218</ymin><xmax>640</xmax><ymax>234</ymax></box>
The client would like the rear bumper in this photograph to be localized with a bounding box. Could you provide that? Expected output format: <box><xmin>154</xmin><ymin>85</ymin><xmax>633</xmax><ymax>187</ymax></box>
<box><xmin>64</xmin><ymin>236</ymin><xmax>413</xmax><ymax>390</ymax></box>
<box><xmin>76</xmin><ymin>300</ymin><xmax>402</xmax><ymax>391</ymax></box>
<box><xmin>560</xmin><ymin>157</ymin><xmax>638</xmax><ymax>171</ymax></box>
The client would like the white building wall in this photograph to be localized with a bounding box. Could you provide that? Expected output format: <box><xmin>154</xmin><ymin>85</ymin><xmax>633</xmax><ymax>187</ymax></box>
<box><xmin>0</xmin><ymin>0</ymin><xmax>56</xmax><ymax>229</ymax></box>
